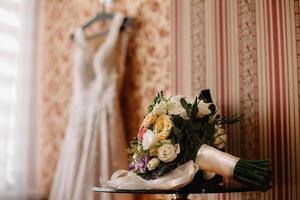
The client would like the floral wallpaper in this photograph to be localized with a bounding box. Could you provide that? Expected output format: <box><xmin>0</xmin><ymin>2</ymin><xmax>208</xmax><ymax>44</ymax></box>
<box><xmin>40</xmin><ymin>0</ymin><xmax>170</xmax><ymax>196</ymax></box>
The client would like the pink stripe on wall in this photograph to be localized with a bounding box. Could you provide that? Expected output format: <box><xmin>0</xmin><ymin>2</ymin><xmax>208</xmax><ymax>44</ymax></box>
<box><xmin>294</xmin><ymin>0</ymin><xmax>300</xmax><ymax>199</ymax></box>
<box><xmin>278</xmin><ymin>1</ymin><xmax>288</xmax><ymax>199</ymax></box>
<box><xmin>272</xmin><ymin>0</ymin><xmax>283</xmax><ymax>199</ymax></box>
<box><xmin>219</xmin><ymin>0</ymin><xmax>225</xmax><ymax>112</ymax></box>
<box><xmin>266</xmin><ymin>1</ymin><xmax>276</xmax><ymax>199</ymax></box>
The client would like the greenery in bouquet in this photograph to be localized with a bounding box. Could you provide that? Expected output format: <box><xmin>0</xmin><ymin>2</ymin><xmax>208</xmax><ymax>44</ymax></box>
<box><xmin>127</xmin><ymin>91</ymin><xmax>238</xmax><ymax>180</ymax></box>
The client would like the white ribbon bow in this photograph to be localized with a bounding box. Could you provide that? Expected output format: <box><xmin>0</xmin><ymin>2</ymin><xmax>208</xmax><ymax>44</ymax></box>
<box><xmin>102</xmin><ymin>160</ymin><xmax>198</xmax><ymax>190</ymax></box>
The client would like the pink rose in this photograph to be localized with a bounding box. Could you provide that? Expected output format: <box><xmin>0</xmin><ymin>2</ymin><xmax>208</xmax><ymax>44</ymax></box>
<box><xmin>138</xmin><ymin>126</ymin><xmax>147</xmax><ymax>140</ymax></box>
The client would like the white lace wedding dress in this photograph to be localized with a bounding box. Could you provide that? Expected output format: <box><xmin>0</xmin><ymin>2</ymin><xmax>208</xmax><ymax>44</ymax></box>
<box><xmin>49</xmin><ymin>13</ymin><xmax>132</xmax><ymax>200</ymax></box>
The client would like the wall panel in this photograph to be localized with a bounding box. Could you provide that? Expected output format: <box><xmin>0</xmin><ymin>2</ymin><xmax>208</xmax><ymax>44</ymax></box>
<box><xmin>188</xmin><ymin>0</ymin><xmax>300</xmax><ymax>199</ymax></box>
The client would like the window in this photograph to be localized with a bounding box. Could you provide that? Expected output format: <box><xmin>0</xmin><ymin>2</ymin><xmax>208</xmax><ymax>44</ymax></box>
<box><xmin>0</xmin><ymin>0</ymin><xmax>42</xmax><ymax>198</ymax></box>
<box><xmin>0</xmin><ymin>1</ymin><xmax>19</xmax><ymax>141</ymax></box>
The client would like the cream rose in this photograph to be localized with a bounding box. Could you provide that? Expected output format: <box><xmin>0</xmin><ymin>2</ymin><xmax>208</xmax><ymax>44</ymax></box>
<box><xmin>212</xmin><ymin>126</ymin><xmax>227</xmax><ymax>149</ymax></box>
<box><xmin>152</xmin><ymin>100</ymin><xmax>168</xmax><ymax>116</ymax></box>
<box><xmin>167</xmin><ymin>96</ymin><xmax>188</xmax><ymax>119</ymax></box>
<box><xmin>142</xmin><ymin>129</ymin><xmax>158</xmax><ymax>150</ymax></box>
<box><xmin>142</xmin><ymin>112</ymin><xmax>157</xmax><ymax>128</ymax></box>
<box><xmin>157</xmin><ymin>143</ymin><xmax>179</xmax><ymax>163</ymax></box>
<box><xmin>197</xmin><ymin>100</ymin><xmax>211</xmax><ymax>117</ymax></box>
<box><xmin>154</xmin><ymin>114</ymin><xmax>173</xmax><ymax>140</ymax></box>
<box><xmin>147</xmin><ymin>157</ymin><xmax>160</xmax><ymax>171</ymax></box>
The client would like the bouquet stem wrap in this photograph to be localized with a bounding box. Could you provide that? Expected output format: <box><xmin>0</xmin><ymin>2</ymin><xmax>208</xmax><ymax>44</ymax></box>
<box><xmin>195</xmin><ymin>144</ymin><xmax>239</xmax><ymax>177</ymax></box>
<box><xmin>196</xmin><ymin>144</ymin><xmax>272</xmax><ymax>191</ymax></box>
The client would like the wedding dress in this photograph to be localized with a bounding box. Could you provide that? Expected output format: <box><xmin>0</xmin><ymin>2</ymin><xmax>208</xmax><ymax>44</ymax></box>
<box><xmin>49</xmin><ymin>13</ymin><xmax>132</xmax><ymax>200</ymax></box>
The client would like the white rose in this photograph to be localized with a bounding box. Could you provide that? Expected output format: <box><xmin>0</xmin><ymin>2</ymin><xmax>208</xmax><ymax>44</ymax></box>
<box><xmin>167</xmin><ymin>96</ymin><xmax>188</xmax><ymax>119</ymax></box>
<box><xmin>157</xmin><ymin>143</ymin><xmax>179</xmax><ymax>163</ymax></box>
<box><xmin>147</xmin><ymin>158</ymin><xmax>160</xmax><ymax>171</ymax></box>
<box><xmin>142</xmin><ymin>129</ymin><xmax>158</xmax><ymax>150</ymax></box>
<box><xmin>212</xmin><ymin>126</ymin><xmax>227</xmax><ymax>149</ymax></box>
<box><xmin>197</xmin><ymin>100</ymin><xmax>211</xmax><ymax>117</ymax></box>
<box><xmin>152</xmin><ymin>100</ymin><xmax>168</xmax><ymax>116</ymax></box>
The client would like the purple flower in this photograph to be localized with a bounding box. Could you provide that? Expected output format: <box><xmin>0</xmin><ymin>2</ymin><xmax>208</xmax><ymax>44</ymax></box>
<box><xmin>129</xmin><ymin>161</ymin><xmax>138</xmax><ymax>171</ymax></box>
<box><xmin>139</xmin><ymin>155</ymin><xmax>150</xmax><ymax>173</ymax></box>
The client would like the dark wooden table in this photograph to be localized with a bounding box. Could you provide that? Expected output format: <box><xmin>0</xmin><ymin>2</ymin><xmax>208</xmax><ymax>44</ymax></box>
<box><xmin>91</xmin><ymin>184</ymin><xmax>259</xmax><ymax>200</ymax></box>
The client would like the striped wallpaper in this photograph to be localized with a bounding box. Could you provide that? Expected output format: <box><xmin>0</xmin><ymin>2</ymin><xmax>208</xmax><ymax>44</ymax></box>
<box><xmin>189</xmin><ymin>0</ymin><xmax>300</xmax><ymax>199</ymax></box>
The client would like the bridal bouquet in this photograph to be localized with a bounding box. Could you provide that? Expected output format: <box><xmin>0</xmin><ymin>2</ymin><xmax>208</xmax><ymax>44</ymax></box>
<box><xmin>105</xmin><ymin>90</ymin><xmax>271</xmax><ymax>191</ymax></box>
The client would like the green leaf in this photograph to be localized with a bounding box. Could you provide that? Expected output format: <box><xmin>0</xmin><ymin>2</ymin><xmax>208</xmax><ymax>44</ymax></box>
<box><xmin>209</xmin><ymin>104</ymin><xmax>216</xmax><ymax>114</ymax></box>
<box><xmin>180</xmin><ymin>98</ymin><xmax>190</xmax><ymax>111</ymax></box>
<box><xmin>190</xmin><ymin>97</ymin><xmax>199</xmax><ymax>119</ymax></box>
<box><xmin>171</xmin><ymin>115</ymin><xmax>185</xmax><ymax>127</ymax></box>
<box><xmin>147</xmin><ymin>91</ymin><xmax>164</xmax><ymax>113</ymax></box>
<box><xmin>157</xmin><ymin>164</ymin><xmax>170</xmax><ymax>177</ymax></box>
<box><xmin>170</xmin><ymin>134</ymin><xmax>177</xmax><ymax>144</ymax></box>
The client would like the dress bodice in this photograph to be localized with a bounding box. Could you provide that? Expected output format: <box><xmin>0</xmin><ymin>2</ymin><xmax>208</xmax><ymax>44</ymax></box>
<box><xmin>72</xmin><ymin>13</ymin><xmax>128</xmax><ymax>98</ymax></box>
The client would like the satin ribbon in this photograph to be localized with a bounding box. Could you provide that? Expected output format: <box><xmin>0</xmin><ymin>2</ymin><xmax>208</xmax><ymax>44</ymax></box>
<box><xmin>102</xmin><ymin>145</ymin><xmax>239</xmax><ymax>190</ymax></box>
<box><xmin>102</xmin><ymin>160</ymin><xmax>198</xmax><ymax>190</ymax></box>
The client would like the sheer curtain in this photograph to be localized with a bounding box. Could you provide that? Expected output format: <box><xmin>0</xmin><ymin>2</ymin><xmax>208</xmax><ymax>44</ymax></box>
<box><xmin>0</xmin><ymin>0</ymin><xmax>43</xmax><ymax>199</ymax></box>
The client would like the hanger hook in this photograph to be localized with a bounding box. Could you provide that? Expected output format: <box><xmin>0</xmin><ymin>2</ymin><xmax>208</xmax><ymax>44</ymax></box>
<box><xmin>98</xmin><ymin>0</ymin><xmax>105</xmax><ymax>13</ymax></box>
<box><xmin>99</xmin><ymin>0</ymin><xmax>113</xmax><ymax>13</ymax></box>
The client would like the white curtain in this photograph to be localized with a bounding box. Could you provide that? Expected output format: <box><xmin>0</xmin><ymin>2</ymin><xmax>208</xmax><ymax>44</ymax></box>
<box><xmin>0</xmin><ymin>0</ymin><xmax>43</xmax><ymax>199</ymax></box>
